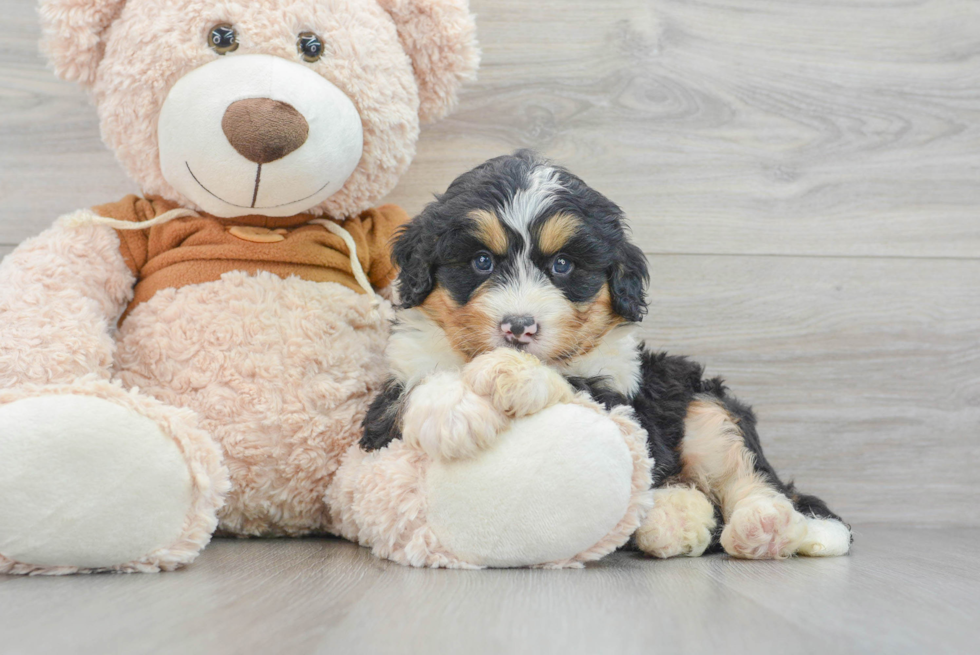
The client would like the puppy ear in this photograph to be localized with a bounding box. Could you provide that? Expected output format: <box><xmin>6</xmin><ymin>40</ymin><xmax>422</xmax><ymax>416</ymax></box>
<box><xmin>609</xmin><ymin>240</ymin><xmax>649</xmax><ymax>323</ymax></box>
<box><xmin>392</xmin><ymin>219</ymin><xmax>435</xmax><ymax>308</ymax></box>
<box><xmin>377</xmin><ymin>0</ymin><xmax>480</xmax><ymax>123</ymax></box>
<box><xmin>39</xmin><ymin>0</ymin><xmax>129</xmax><ymax>88</ymax></box>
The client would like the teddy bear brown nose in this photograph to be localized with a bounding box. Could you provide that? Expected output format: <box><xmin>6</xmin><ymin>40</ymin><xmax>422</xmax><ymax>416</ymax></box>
<box><xmin>221</xmin><ymin>98</ymin><xmax>310</xmax><ymax>164</ymax></box>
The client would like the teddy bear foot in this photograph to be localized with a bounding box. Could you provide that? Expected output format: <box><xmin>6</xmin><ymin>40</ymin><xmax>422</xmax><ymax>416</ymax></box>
<box><xmin>424</xmin><ymin>404</ymin><xmax>636</xmax><ymax>567</ymax></box>
<box><xmin>0</xmin><ymin>386</ymin><xmax>227</xmax><ymax>575</ymax></box>
<box><xmin>329</xmin><ymin>399</ymin><xmax>653</xmax><ymax>568</ymax></box>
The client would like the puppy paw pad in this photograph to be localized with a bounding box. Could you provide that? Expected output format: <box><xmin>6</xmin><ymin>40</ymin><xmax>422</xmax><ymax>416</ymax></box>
<box><xmin>721</xmin><ymin>496</ymin><xmax>808</xmax><ymax>559</ymax></box>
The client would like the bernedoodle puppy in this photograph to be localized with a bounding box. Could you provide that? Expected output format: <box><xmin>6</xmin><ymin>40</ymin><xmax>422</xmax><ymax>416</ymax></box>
<box><xmin>359</xmin><ymin>150</ymin><xmax>851</xmax><ymax>563</ymax></box>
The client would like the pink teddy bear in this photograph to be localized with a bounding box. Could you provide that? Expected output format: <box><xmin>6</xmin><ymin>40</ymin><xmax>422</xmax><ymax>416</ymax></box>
<box><xmin>0</xmin><ymin>0</ymin><xmax>652</xmax><ymax>573</ymax></box>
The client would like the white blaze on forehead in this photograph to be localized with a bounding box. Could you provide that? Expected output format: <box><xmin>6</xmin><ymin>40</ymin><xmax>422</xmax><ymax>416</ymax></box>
<box><xmin>487</xmin><ymin>165</ymin><xmax>572</xmax><ymax>359</ymax></box>
<box><xmin>499</xmin><ymin>165</ymin><xmax>562</xmax><ymax>247</ymax></box>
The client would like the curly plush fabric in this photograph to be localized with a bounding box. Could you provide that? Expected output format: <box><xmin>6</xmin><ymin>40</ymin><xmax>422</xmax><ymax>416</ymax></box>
<box><xmin>0</xmin><ymin>216</ymin><xmax>391</xmax><ymax>569</ymax></box>
<box><xmin>0</xmin><ymin>214</ymin><xmax>133</xmax><ymax>386</ymax></box>
<box><xmin>328</xmin><ymin>439</ymin><xmax>473</xmax><ymax>568</ymax></box>
<box><xmin>115</xmin><ymin>272</ymin><xmax>394</xmax><ymax>535</ymax></box>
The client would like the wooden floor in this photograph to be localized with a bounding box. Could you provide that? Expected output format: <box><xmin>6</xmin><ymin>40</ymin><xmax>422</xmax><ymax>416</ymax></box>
<box><xmin>0</xmin><ymin>526</ymin><xmax>975</xmax><ymax>655</ymax></box>
<box><xmin>1</xmin><ymin>1</ymin><xmax>979</xmax><ymax>653</ymax></box>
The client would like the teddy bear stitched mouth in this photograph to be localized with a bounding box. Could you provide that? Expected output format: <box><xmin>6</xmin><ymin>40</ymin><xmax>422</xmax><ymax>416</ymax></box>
<box><xmin>184</xmin><ymin>161</ymin><xmax>332</xmax><ymax>211</ymax></box>
<box><xmin>180</xmin><ymin>97</ymin><xmax>329</xmax><ymax>210</ymax></box>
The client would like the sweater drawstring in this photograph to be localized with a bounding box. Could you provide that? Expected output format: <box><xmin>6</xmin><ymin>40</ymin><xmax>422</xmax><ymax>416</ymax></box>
<box><xmin>307</xmin><ymin>219</ymin><xmax>377</xmax><ymax>300</ymax></box>
<box><xmin>67</xmin><ymin>207</ymin><xmax>202</xmax><ymax>230</ymax></box>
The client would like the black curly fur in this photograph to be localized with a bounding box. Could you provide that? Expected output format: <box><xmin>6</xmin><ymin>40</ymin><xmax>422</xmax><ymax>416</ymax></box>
<box><xmin>609</xmin><ymin>345</ymin><xmax>845</xmax><ymax>523</ymax></box>
<box><xmin>360</xmin><ymin>379</ymin><xmax>405</xmax><ymax>451</ymax></box>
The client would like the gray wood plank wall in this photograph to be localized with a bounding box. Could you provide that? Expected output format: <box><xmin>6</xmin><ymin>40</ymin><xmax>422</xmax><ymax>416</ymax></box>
<box><xmin>1</xmin><ymin>0</ymin><xmax>977</xmax><ymax>526</ymax></box>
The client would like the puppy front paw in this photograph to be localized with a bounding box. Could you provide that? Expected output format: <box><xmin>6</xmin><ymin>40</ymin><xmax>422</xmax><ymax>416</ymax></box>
<box><xmin>402</xmin><ymin>372</ymin><xmax>508</xmax><ymax>460</ymax></box>
<box><xmin>462</xmin><ymin>348</ymin><xmax>574</xmax><ymax>418</ymax></box>
<box><xmin>635</xmin><ymin>486</ymin><xmax>717</xmax><ymax>559</ymax></box>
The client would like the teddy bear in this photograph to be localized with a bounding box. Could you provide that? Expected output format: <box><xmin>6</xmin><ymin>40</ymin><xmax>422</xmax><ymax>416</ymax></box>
<box><xmin>0</xmin><ymin>0</ymin><xmax>654</xmax><ymax>574</ymax></box>
<box><xmin>0</xmin><ymin>0</ymin><xmax>479</xmax><ymax>574</ymax></box>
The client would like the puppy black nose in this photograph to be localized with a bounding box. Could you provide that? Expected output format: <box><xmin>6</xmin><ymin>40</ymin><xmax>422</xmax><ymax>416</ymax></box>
<box><xmin>221</xmin><ymin>98</ymin><xmax>310</xmax><ymax>164</ymax></box>
<box><xmin>500</xmin><ymin>315</ymin><xmax>538</xmax><ymax>344</ymax></box>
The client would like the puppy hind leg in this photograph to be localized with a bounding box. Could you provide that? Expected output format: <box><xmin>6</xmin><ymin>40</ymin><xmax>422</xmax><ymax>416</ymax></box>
<box><xmin>680</xmin><ymin>397</ymin><xmax>808</xmax><ymax>559</ymax></box>
<box><xmin>791</xmin><ymin>490</ymin><xmax>852</xmax><ymax>557</ymax></box>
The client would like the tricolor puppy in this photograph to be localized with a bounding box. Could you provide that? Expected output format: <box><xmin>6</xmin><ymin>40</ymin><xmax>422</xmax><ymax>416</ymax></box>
<box><xmin>363</xmin><ymin>150</ymin><xmax>851</xmax><ymax>559</ymax></box>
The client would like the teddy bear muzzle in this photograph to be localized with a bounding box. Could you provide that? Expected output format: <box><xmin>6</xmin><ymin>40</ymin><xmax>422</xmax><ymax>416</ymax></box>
<box><xmin>157</xmin><ymin>54</ymin><xmax>364</xmax><ymax>219</ymax></box>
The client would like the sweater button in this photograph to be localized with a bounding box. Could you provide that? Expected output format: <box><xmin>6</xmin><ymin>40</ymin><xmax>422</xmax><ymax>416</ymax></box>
<box><xmin>227</xmin><ymin>226</ymin><xmax>286</xmax><ymax>243</ymax></box>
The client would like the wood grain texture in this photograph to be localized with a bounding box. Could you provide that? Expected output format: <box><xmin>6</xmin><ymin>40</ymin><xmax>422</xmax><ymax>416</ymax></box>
<box><xmin>1</xmin><ymin>0</ymin><xmax>978</xmax><ymax>527</ymax></box>
<box><xmin>0</xmin><ymin>529</ymin><xmax>977</xmax><ymax>655</ymax></box>
<box><xmin>396</xmin><ymin>0</ymin><xmax>980</xmax><ymax>258</ymax></box>
<box><xmin>642</xmin><ymin>254</ymin><xmax>980</xmax><ymax>526</ymax></box>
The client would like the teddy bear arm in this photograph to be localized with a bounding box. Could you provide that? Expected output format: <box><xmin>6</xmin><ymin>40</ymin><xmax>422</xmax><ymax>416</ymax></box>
<box><xmin>0</xmin><ymin>213</ymin><xmax>135</xmax><ymax>386</ymax></box>
<box><xmin>0</xmin><ymin>216</ymin><xmax>231</xmax><ymax>575</ymax></box>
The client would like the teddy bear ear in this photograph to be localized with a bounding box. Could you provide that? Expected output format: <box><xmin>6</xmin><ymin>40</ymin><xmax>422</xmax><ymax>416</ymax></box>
<box><xmin>378</xmin><ymin>0</ymin><xmax>480</xmax><ymax>123</ymax></box>
<box><xmin>38</xmin><ymin>0</ymin><xmax>128</xmax><ymax>87</ymax></box>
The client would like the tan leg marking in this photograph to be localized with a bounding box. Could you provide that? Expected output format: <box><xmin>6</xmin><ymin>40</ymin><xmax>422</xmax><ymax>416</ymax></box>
<box><xmin>681</xmin><ymin>397</ymin><xmax>807</xmax><ymax>559</ymax></box>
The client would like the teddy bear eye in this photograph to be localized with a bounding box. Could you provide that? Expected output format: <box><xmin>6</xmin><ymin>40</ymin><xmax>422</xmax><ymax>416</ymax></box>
<box><xmin>208</xmin><ymin>24</ymin><xmax>239</xmax><ymax>55</ymax></box>
<box><xmin>297</xmin><ymin>32</ymin><xmax>325</xmax><ymax>63</ymax></box>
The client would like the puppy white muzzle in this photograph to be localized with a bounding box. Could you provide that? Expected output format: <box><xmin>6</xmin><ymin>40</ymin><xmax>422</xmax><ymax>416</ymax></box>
<box><xmin>158</xmin><ymin>54</ymin><xmax>364</xmax><ymax>218</ymax></box>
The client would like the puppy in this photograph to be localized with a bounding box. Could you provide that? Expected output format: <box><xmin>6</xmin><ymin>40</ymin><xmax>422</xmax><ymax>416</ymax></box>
<box><xmin>362</xmin><ymin>150</ymin><xmax>851</xmax><ymax>559</ymax></box>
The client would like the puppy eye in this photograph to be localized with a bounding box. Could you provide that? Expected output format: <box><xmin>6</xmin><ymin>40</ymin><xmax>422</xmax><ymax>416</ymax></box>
<box><xmin>472</xmin><ymin>252</ymin><xmax>494</xmax><ymax>274</ymax></box>
<box><xmin>297</xmin><ymin>32</ymin><xmax>325</xmax><ymax>62</ymax></box>
<box><xmin>551</xmin><ymin>255</ymin><xmax>574</xmax><ymax>277</ymax></box>
<box><xmin>208</xmin><ymin>24</ymin><xmax>239</xmax><ymax>55</ymax></box>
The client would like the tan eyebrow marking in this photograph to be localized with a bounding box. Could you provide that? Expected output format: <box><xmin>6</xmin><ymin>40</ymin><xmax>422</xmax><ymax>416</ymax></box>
<box><xmin>469</xmin><ymin>209</ymin><xmax>509</xmax><ymax>255</ymax></box>
<box><xmin>537</xmin><ymin>212</ymin><xmax>583</xmax><ymax>255</ymax></box>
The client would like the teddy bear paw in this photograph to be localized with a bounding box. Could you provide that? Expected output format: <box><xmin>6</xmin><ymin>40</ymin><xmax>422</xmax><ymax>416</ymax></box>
<box><xmin>425</xmin><ymin>403</ymin><xmax>636</xmax><ymax>567</ymax></box>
